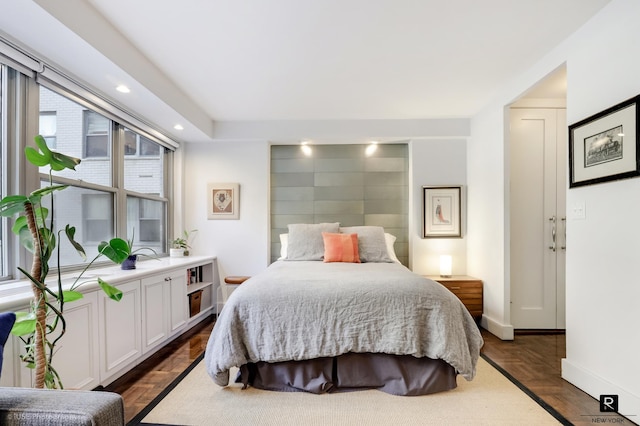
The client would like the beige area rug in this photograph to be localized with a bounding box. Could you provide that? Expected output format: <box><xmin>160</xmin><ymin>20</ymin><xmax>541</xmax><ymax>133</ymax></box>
<box><xmin>141</xmin><ymin>357</ymin><xmax>561</xmax><ymax>426</ymax></box>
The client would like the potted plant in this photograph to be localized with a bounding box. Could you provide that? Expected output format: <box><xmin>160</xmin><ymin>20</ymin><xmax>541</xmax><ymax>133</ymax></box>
<box><xmin>0</xmin><ymin>135</ymin><xmax>135</xmax><ymax>389</ymax></box>
<box><xmin>171</xmin><ymin>229</ymin><xmax>197</xmax><ymax>256</ymax></box>
<box><xmin>99</xmin><ymin>230</ymin><xmax>157</xmax><ymax>269</ymax></box>
<box><xmin>169</xmin><ymin>245</ymin><xmax>185</xmax><ymax>257</ymax></box>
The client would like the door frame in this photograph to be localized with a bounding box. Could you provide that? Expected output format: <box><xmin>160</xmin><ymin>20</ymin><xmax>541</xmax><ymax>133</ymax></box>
<box><xmin>506</xmin><ymin>66</ymin><xmax>567</xmax><ymax>332</ymax></box>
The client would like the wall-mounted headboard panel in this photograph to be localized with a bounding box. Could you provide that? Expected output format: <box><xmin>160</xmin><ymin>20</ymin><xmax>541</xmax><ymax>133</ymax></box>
<box><xmin>270</xmin><ymin>143</ymin><xmax>408</xmax><ymax>265</ymax></box>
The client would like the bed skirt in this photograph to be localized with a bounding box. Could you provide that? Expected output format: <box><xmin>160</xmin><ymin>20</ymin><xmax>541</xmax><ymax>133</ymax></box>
<box><xmin>236</xmin><ymin>352</ymin><xmax>457</xmax><ymax>396</ymax></box>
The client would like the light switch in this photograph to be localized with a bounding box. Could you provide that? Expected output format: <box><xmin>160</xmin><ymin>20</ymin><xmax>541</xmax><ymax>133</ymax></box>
<box><xmin>571</xmin><ymin>201</ymin><xmax>586</xmax><ymax>220</ymax></box>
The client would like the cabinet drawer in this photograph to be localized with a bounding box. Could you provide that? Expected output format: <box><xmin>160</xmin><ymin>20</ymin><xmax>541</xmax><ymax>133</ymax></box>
<box><xmin>426</xmin><ymin>276</ymin><xmax>483</xmax><ymax>319</ymax></box>
<box><xmin>440</xmin><ymin>282</ymin><xmax>482</xmax><ymax>296</ymax></box>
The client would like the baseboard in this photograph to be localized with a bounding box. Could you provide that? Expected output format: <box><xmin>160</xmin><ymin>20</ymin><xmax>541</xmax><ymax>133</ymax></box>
<box><xmin>562</xmin><ymin>358</ymin><xmax>640</xmax><ymax>422</ymax></box>
<box><xmin>515</xmin><ymin>329</ymin><xmax>565</xmax><ymax>335</ymax></box>
<box><xmin>480</xmin><ymin>315</ymin><xmax>514</xmax><ymax>340</ymax></box>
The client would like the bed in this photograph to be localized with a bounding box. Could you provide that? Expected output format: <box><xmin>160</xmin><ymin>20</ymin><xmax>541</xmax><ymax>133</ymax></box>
<box><xmin>204</xmin><ymin>224</ymin><xmax>483</xmax><ymax>396</ymax></box>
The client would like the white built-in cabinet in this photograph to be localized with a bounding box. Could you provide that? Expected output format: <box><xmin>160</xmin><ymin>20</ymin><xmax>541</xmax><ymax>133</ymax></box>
<box><xmin>168</xmin><ymin>271</ymin><xmax>189</xmax><ymax>335</ymax></box>
<box><xmin>99</xmin><ymin>279</ymin><xmax>142</xmax><ymax>383</ymax></box>
<box><xmin>141</xmin><ymin>269</ymin><xmax>188</xmax><ymax>355</ymax></box>
<box><xmin>0</xmin><ymin>256</ymin><xmax>217</xmax><ymax>389</ymax></box>
<box><xmin>141</xmin><ymin>274</ymin><xmax>167</xmax><ymax>354</ymax></box>
<box><xmin>55</xmin><ymin>291</ymin><xmax>101</xmax><ymax>389</ymax></box>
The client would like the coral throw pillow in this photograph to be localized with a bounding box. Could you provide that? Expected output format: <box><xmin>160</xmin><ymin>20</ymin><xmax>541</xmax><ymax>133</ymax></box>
<box><xmin>322</xmin><ymin>232</ymin><xmax>361</xmax><ymax>263</ymax></box>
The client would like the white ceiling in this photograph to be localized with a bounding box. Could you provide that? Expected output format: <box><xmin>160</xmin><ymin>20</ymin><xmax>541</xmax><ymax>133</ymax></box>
<box><xmin>1</xmin><ymin>0</ymin><xmax>611</xmax><ymax>142</ymax></box>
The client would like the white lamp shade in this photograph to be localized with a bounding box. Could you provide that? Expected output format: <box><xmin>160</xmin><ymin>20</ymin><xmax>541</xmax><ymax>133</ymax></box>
<box><xmin>440</xmin><ymin>255</ymin><xmax>452</xmax><ymax>277</ymax></box>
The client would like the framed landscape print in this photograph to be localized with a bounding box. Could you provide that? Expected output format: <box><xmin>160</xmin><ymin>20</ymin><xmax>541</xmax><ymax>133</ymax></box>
<box><xmin>422</xmin><ymin>186</ymin><xmax>462</xmax><ymax>238</ymax></box>
<box><xmin>207</xmin><ymin>183</ymin><xmax>239</xmax><ymax>219</ymax></box>
<box><xmin>569</xmin><ymin>95</ymin><xmax>640</xmax><ymax>188</ymax></box>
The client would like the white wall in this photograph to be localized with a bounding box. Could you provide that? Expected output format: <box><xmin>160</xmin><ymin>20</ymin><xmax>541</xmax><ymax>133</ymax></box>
<box><xmin>182</xmin><ymin>141</ymin><xmax>270</xmax><ymax>277</ymax></box>
<box><xmin>468</xmin><ymin>105</ymin><xmax>512</xmax><ymax>339</ymax></box>
<box><xmin>410</xmin><ymin>139</ymin><xmax>468</xmax><ymax>275</ymax></box>
<box><xmin>561</xmin><ymin>0</ymin><xmax>640</xmax><ymax>416</ymax></box>
<box><xmin>181</xmin><ymin>138</ymin><xmax>468</xmax><ymax>280</ymax></box>
<box><xmin>469</xmin><ymin>0</ymin><xmax>640</xmax><ymax>415</ymax></box>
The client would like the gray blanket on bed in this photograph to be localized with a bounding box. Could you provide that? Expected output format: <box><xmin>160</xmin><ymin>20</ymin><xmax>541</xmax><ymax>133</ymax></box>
<box><xmin>205</xmin><ymin>261</ymin><xmax>483</xmax><ymax>386</ymax></box>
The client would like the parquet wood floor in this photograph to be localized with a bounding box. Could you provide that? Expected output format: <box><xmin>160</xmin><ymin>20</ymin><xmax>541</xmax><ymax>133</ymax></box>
<box><xmin>104</xmin><ymin>316</ymin><xmax>215</xmax><ymax>424</ymax></box>
<box><xmin>106</xmin><ymin>319</ymin><xmax>634</xmax><ymax>425</ymax></box>
<box><xmin>481</xmin><ymin>330</ymin><xmax>632</xmax><ymax>425</ymax></box>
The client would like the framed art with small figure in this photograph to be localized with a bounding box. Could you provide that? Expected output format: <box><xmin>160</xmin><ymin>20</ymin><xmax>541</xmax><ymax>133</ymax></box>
<box><xmin>207</xmin><ymin>183</ymin><xmax>240</xmax><ymax>220</ymax></box>
<box><xmin>422</xmin><ymin>186</ymin><xmax>462</xmax><ymax>238</ymax></box>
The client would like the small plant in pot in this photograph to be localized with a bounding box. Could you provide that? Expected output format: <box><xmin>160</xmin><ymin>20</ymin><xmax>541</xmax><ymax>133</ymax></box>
<box><xmin>99</xmin><ymin>231</ymin><xmax>157</xmax><ymax>270</ymax></box>
<box><xmin>171</xmin><ymin>229</ymin><xmax>197</xmax><ymax>256</ymax></box>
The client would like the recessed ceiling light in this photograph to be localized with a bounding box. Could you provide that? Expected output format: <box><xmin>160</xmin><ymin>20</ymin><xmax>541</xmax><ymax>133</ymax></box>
<box><xmin>116</xmin><ymin>85</ymin><xmax>130</xmax><ymax>93</ymax></box>
<box><xmin>174</xmin><ymin>124</ymin><xmax>184</xmax><ymax>130</ymax></box>
<box><xmin>300</xmin><ymin>140</ymin><xmax>312</xmax><ymax>156</ymax></box>
<box><xmin>365</xmin><ymin>141</ymin><xmax>378</xmax><ymax>157</ymax></box>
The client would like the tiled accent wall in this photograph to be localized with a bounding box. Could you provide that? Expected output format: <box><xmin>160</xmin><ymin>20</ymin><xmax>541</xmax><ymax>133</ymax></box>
<box><xmin>270</xmin><ymin>144</ymin><xmax>408</xmax><ymax>265</ymax></box>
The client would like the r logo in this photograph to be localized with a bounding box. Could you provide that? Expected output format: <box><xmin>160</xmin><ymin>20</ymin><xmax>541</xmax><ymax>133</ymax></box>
<box><xmin>600</xmin><ymin>395</ymin><xmax>618</xmax><ymax>412</ymax></box>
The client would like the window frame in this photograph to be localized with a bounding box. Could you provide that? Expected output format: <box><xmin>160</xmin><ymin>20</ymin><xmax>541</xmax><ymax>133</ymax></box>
<box><xmin>0</xmin><ymin>64</ymin><xmax>5</xmax><ymax>280</ymax></box>
<box><xmin>0</xmin><ymin>65</ymin><xmax>38</xmax><ymax>282</ymax></box>
<box><xmin>0</xmin><ymin>60</ymin><xmax>175</xmax><ymax>283</ymax></box>
<box><xmin>33</xmin><ymin>111</ymin><xmax>171</xmax><ymax>272</ymax></box>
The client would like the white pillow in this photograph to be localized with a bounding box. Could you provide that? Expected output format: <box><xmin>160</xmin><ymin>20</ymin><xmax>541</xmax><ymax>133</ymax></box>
<box><xmin>286</xmin><ymin>223</ymin><xmax>340</xmax><ymax>260</ymax></box>
<box><xmin>279</xmin><ymin>233</ymin><xmax>288</xmax><ymax>259</ymax></box>
<box><xmin>281</xmin><ymin>230</ymin><xmax>399</xmax><ymax>262</ymax></box>
<box><xmin>339</xmin><ymin>226</ymin><xmax>393</xmax><ymax>263</ymax></box>
<box><xmin>384</xmin><ymin>233</ymin><xmax>401</xmax><ymax>263</ymax></box>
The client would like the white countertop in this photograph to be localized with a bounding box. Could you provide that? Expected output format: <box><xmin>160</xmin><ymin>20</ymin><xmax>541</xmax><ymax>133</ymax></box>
<box><xmin>0</xmin><ymin>255</ymin><xmax>216</xmax><ymax>311</ymax></box>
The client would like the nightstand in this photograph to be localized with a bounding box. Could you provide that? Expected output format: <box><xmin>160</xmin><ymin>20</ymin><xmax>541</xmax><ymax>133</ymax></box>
<box><xmin>426</xmin><ymin>275</ymin><xmax>483</xmax><ymax>319</ymax></box>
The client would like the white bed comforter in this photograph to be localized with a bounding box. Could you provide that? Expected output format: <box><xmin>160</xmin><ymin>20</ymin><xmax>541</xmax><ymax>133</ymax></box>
<box><xmin>205</xmin><ymin>261</ymin><xmax>483</xmax><ymax>386</ymax></box>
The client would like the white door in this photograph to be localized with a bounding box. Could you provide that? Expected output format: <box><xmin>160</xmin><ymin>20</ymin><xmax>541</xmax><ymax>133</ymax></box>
<box><xmin>510</xmin><ymin>108</ymin><xmax>566</xmax><ymax>329</ymax></box>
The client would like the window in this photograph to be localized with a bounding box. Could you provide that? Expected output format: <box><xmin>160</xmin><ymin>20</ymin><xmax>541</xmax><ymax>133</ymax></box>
<box><xmin>123</xmin><ymin>127</ymin><xmax>164</xmax><ymax>195</ymax></box>
<box><xmin>140</xmin><ymin>136</ymin><xmax>160</xmax><ymax>157</ymax></box>
<box><xmin>0</xmin><ymin>65</ymin><xmax>4</xmax><ymax>279</ymax></box>
<box><xmin>40</xmin><ymin>87</ymin><xmax>112</xmax><ymax>186</ymax></box>
<box><xmin>39</xmin><ymin>112</ymin><xmax>57</xmax><ymax>149</ymax></box>
<box><xmin>35</xmin><ymin>86</ymin><xmax>169</xmax><ymax>270</ymax></box>
<box><xmin>43</xmin><ymin>186</ymin><xmax>115</xmax><ymax>268</ymax></box>
<box><xmin>0</xmin><ymin>65</ymin><xmax>34</xmax><ymax>282</ymax></box>
<box><xmin>0</xmin><ymin>64</ymin><xmax>174</xmax><ymax>281</ymax></box>
<box><xmin>127</xmin><ymin>196</ymin><xmax>164</xmax><ymax>253</ymax></box>
<box><xmin>82</xmin><ymin>193</ymin><xmax>113</xmax><ymax>243</ymax></box>
<box><xmin>124</xmin><ymin>128</ymin><xmax>160</xmax><ymax>157</ymax></box>
<box><xmin>83</xmin><ymin>110</ymin><xmax>110</xmax><ymax>158</ymax></box>
<box><xmin>124</xmin><ymin>128</ymin><xmax>137</xmax><ymax>155</ymax></box>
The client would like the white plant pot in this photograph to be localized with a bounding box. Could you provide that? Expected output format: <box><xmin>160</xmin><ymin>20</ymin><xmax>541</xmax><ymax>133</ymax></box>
<box><xmin>170</xmin><ymin>248</ymin><xmax>185</xmax><ymax>257</ymax></box>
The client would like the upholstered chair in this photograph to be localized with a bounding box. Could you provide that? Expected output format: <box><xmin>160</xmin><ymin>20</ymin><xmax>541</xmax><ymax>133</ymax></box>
<box><xmin>0</xmin><ymin>311</ymin><xmax>125</xmax><ymax>425</ymax></box>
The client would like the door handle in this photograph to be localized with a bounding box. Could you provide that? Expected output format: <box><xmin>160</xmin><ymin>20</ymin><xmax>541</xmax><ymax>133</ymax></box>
<box><xmin>561</xmin><ymin>217</ymin><xmax>566</xmax><ymax>250</ymax></box>
<box><xmin>549</xmin><ymin>216</ymin><xmax>556</xmax><ymax>252</ymax></box>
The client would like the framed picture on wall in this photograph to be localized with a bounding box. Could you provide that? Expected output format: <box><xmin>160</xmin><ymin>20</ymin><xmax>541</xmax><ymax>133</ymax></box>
<box><xmin>422</xmin><ymin>186</ymin><xmax>462</xmax><ymax>238</ymax></box>
<box><xmin>569</xmin><ymin>95</ymin><xmax>640</xmax><ymax>188</ymax></box>
<box><xmin>207</xmin><ymin>183</ymin><xmax>240</xmax><ymax>220</ymax></box>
